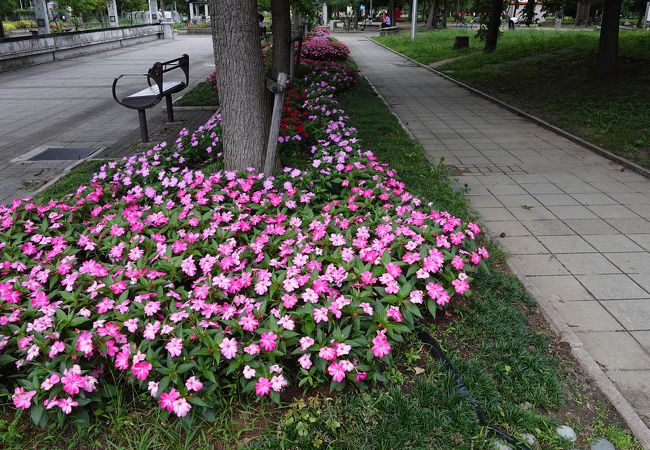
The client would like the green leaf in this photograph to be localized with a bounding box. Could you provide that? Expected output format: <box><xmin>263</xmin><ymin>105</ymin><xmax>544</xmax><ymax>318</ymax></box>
<box><xmin>188</xmin><ymin>396</ymin><xmax>209</xmax><ymax>407</ymax></box>
<box><xmin>30</xmin><ymin>404</ymin><xmax>44</xmax><ymax>427</ymax></box>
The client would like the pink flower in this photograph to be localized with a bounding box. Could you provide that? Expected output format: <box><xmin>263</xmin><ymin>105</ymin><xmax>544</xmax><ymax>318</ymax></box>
<box><xmin>319</xmin><ymin>346</ymin><xmax>338</xmax><ymax>361</ymax></box>
<box><xmin>355</xmin><ymin>371</ymin><xmax>368</xmax><ymax>383</ymax></box>
<box><xmin>244</xmin><ymin>343</ymin><xmax>260</xmax><ymax>355</ymax></box>
<box><xmin>259</xmin><ymin>332</ymin><xmax>277</xmax><ymax>352</ymax></box>
<box><xmin>159</xmin><ymin>388</ymin><xmax>181</xmax><ymax>411</ymax></box>
<box><xmin>166</xmin><ymin>338</ymin><xmax>183</xmax><ymax>357</ymax></box>
<box><xmin>219</xmin><ymin>337</ymin><xmax>238</xmax><ymax>359</ymax></box>
<box><xmin>131</xmin><ymin>361</ymin><xmax>152</xmax><ymax>380</ymax></box>
<box><xmin>148</xmin><ymin>381</ymin><xmax>159</xmax><ymax>397</ymax></box>
<box><xmin>75</xmin><ymin>330</ymin><xmax>93</xmax><ymax>355</ymax></box>
<box><xmin>299</xmin><ymin>336</ymin><xmax>315</xmax><ymax>351</ymax></box>
<box><xmin>313</xmin><ymin>307</ymin><xmax>329</xmax><ymax>323</ymax></box>
<box><xmin>185</xmin><ymin>376</ymin><xmax>203</xmax><ymax>392</ymax></box>
<box><xmin>328</xmin><ymin>362</ymin><xmax>346</xmax><ymax>382</ymax></box>
<box><xmin>255</xmin><ymin>377</ymin><xmax>272</xmax><ymax>396</ymax></box>
<box><xmin>12</xmin><ymin>387</ymin><xmax>37</xmax><ymax>410</ymax></box>
<box><xmin>372</xmin><ymin>330</ymin><xmax>391</xmax><ymax>358</ymax></box>
<box><xmin>386</xmin><ymin>305</ymin><xmax>403</xmax><ymax>322</ymax></box>
<box><xmin>271</xmin><ymin>374</ymin><xmax>287</xmax><ymax>392</ymax></box>
<box><xmin>47</xmin><ymin>340</ymin><xmax>65</xmax><ymax>358</ymax></box>
<box><xmin>172</xmin><ymin>397</ymin><xmax>192</xmax><ymax>417</ymax></box>
<box><xmin>298</xmin><ymin>353</ymin><xmax>313</xmax><ymax>369</ymax></box>
<box><xmin>243</xmin><ymin>365</ymin><xmax>256</xmax><ymax>379</ymax></box>
<box><xmin>409</xmin><ymin>290</ymin><xmax>424</xmax><ymax>304</ymax></box>
<box><xmin>58</xmin><ymin>397</ymin><xmax>78</xmax><ymax>414</ymax></box>
<box><xmin>452</xmin><ymin>274</ymin><xmax>470</xmax><ymax>295</ymax></box>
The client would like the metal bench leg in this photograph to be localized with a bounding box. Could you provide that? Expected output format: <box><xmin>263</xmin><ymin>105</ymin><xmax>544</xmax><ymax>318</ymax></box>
<box><xmin>165</xmin><ymin>94</ymin><xmax>174</xmax><ymax>122</ymax></box>
<box><xmin>138</xmin><ymin>109</ymin><xmax>149</xmax><ymax>143</ymax></box>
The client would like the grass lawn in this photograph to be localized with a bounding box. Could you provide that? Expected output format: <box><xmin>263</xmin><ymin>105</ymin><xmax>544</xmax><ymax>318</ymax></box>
<box><xmin>1</xmin><ymin>74</ymin><xmax>641</xmax><ymax>450</ymax></box>
<box><xmin>374</xmin><ymin>29</ymin><xmax>650</xmax><ymax>168</ymax></box>
<box><xmin>174</xmin><ymin>82</ymin><xmax>219</xmax><ymax>107</ymax></box>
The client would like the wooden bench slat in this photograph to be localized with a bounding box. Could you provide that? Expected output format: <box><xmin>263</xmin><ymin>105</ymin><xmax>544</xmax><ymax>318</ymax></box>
<box><xmin>127</xmin><ymin>81</ymin><xmax>184</xmax><ymax>98</ymax></box>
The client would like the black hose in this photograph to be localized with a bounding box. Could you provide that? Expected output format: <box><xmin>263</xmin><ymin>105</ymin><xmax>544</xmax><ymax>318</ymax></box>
<box><xmin>418</xmin><ymin>332</ymin><xmax>533</xmax><ymax>450</ymax></box>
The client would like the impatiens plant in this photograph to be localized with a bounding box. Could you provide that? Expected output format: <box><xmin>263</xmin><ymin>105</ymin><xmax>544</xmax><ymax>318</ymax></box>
<box><xmin>0</xmin><ymin>33</ymin><xmax>488</xmax><ymax>428</ymax></box>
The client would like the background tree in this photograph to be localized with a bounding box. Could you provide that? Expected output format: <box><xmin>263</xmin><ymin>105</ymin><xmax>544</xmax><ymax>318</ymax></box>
<box><xmin>597</xmin><ymin>0</ymin><xmax>623</xmax><ymax>73</ymax></box>
<box><xmin>210</xmin><ymin>0</ymin><xmax>268</xmax><ymax>171</ymax></box>
<box><xmin>117</xmin><ymin>0</ymin><xmax>147</xmax><ymax>16</ymax></box>
<box><xmin>271</xmin><ymin>0</ymin><xmax>291</xmax><ymax>79</ymax></box>
<box><xmin>0</xmin><ymin>0</ymin><xmax>17</xmax><ymax>39</ymax></box>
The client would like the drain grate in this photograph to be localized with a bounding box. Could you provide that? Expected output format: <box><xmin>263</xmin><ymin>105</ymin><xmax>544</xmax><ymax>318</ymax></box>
<box><xmin>28</xmin><ymin>147</ymin><xmax>97</xmax><ymax>161</ymax></box>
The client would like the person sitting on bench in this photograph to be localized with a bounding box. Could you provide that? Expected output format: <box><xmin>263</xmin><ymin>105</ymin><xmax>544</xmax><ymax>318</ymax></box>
<box><xmin>380</xmin><ymin>12</ymin><xmax>392</xmax><ymax>28</ymax></box>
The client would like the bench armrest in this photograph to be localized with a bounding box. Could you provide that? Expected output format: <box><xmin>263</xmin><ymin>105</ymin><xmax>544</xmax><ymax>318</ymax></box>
<box><xmin>112</xmin><ymin>73</ymin><xmax>155</xmax><ymax>107</ymax></box>
<box><xmin>160</xmin><ymin>54</ymin><xmax>189</xmax><ymax>88</ymax></box>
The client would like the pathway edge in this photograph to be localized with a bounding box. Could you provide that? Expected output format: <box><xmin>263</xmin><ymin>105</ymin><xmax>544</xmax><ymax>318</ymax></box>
<box><xmin>361</xmin><ymin>36</ymin><xmax>650</xmax><ymax>447</ymax></box>
<box><xmin>368</xmin><ymin>37</ymin><xmax>650</xmax><ymax>180</ymax></box>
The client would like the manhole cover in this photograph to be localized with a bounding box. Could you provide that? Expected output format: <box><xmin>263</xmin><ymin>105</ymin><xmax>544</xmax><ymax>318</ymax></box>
<box><xmin>28</xmin><ymin>147</ymin><xmax>97</xmax><ymax>161</ymax></box>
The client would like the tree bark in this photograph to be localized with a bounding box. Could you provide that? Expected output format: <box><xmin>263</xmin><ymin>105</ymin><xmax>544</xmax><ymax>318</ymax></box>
<box><xmin>484</xmin><ymin>0</ymin><xmax>503</xmax><ymax>53</ymax></box>
<box><xmin>425</xmin><ymin>0</ymin><xmax>435</xmax><ymax>28</ymax></box>
<box><xmin>210</xmin><ymin>0</ymin><xmax>267</xmax><ymax>171</ymax></box>
<box><xmin>597</xmin><ymin>0</ymin><xmax>623</xmax><ymax>74</ymax></box>
<box><xmin>271</xmin><ymin>0</ymin><xmax>291</xmax><ymax>80</ymax></box>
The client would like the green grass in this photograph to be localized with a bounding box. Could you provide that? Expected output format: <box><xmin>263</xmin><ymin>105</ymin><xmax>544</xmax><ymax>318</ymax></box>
<box><xmin>36</xmin><ymin>160</ymin><xmax>107</xmax><ymax>201</ymax></box>
<box><xmin>374</xmin><ymin>28</ymin><xmax>480</xmax><ymax>64</ymax></box>
<box><xmin>375</xmin><ymin>29</ymin><xmax>650</xmax><ymax>168</ymax></box>
<box><xmin>175</xmin><ymin>82</ymin><xmax>219</xmax><ymax>107</ymax></box>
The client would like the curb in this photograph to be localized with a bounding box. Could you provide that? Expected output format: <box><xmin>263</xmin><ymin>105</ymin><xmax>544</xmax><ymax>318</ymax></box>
<box><xmin>362</xmin><ymin>36</ymin><xmax>650</xmax><ymax>446</ymax></box>
<box><xmin>367</xmin><ymin>37</ymin><xmax>650</xmax><ymax>180</ymax></box>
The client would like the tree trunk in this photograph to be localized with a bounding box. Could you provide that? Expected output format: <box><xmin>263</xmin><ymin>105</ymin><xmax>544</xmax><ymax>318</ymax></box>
<box><xmin>211</xmin><ymin>0</ymin><xmax>267</xmax><ymax>171</ymax></box>
<box><xmin>484</xmin><ymin>0</ymin><xmax>502</xmax><ymax>53</ymax></box>
<box><xmin>425</xmin><ymin>0</ymin><xmax>435</xmax><ymax>28</ymax></box>
<box><xmin>597</xmin><ymin>0</ymin><xmax>623</xmax><ymax>74</ymax></box>
<box><xmin>271</xmin><ymin>0</ymin><xmax>291</xmax><ymax>80</ymax></box>
<box><xmin>443</xmin><ymin>0</ymin><xmax>449</xmax><ymax>27</ymax></box>
<box><xmin>0</xmin><ymin>18</ymin><xmax>5</xmax><ymax>40</ymax></box>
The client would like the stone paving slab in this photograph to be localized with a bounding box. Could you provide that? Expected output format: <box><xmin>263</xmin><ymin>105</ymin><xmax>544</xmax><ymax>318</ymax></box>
<box><xmin>338</xmin><ymin>33</ymin><xmax>650</xmax><ymax>430</ymax></box>
<box><xmin>0</xmin><ymin>35</ymin><xmax>215</xmax><ymax>202</ymax></box>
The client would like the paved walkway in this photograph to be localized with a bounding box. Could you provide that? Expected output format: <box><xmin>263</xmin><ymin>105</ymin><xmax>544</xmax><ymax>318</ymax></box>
<box><xmin>337</xmin><ymin>33</ymin><xmax>650</xmax><ymax>428</ymax></box>
<box><xmin>0</xmin><ymin>35</ymin><xmax>215</xmax><ymax>203</ymax></box>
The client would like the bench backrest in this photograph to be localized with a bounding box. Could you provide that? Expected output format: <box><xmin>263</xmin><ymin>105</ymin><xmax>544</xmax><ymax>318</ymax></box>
<box><xmin>147</xmin><ymin>54</ymin><xmax>190</xmax><ymax>94</ymax></box>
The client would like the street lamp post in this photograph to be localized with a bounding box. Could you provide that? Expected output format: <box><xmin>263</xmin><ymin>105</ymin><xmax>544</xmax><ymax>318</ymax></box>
<box><xmin>411</xmin><ymin>0</ymin><xmax>417</xmax><ymax>40</ymax></box>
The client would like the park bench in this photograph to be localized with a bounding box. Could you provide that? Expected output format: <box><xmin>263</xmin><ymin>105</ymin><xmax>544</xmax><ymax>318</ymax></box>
<box><xmin>379</xmin><ymin>25</ymin><xmax>399</xmax><ymax>36</ymax></box>
<box><xmin>112</xmin><ymin>54</ymin><xmax>189</xmax><ymax>143</ymax></box>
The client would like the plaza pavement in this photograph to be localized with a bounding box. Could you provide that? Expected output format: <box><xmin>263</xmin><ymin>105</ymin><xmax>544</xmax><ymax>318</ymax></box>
<box><xmin>336</xmin><ymin>33</ymin><xmax>650</xmax><ymax>431</ymax></box>
<box><xmin>0</xmin><ymin>34</ymin><xmax>215</xmax><ymax>203</ymax></box>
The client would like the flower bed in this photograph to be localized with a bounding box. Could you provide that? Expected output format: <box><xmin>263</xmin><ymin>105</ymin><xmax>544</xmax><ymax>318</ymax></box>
<box><xmin>0</xmin><ymin>35</ymin><xmax>488</xmax><ymax>427</ymax></box>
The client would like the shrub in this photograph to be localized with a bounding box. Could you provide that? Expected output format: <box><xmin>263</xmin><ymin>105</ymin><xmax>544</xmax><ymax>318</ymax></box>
<box><xmin>0</xmin><ymin>40</ymin><xmax>487</xmax><ymax>428</ymax></box>
<box><xmin>300</xmin><ymin>39</ymin><xmax>350</xmax><ymax>61</ymax></box>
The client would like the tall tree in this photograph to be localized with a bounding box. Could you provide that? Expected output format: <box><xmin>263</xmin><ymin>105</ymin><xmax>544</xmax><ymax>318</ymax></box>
<box><xmin>484</xmin><ymin>0</ymin><xmax>503</xmax><ymax>52</ymax></box>
<box><xmin>597</xmin><ymin>0</ymin><xmax>623</xmax><ymax>73</ymax></box>
<box><xmin>210</xmin><ymin>0</ymin><xmax>267</xmax><ymax>171</ymax></box>
<box><xmin>271</xmin><ymin>0</ymin><xmax>291</xmax><ymax>79</ymax></box>
<box><xmin>0</xmin><ymin>0</ymin><xmax>17</xmax><ymax>39</ymax></box>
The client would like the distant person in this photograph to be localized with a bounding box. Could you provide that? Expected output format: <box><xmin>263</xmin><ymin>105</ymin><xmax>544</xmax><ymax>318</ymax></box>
<box><xmin>380</xmin><ymin>12</ymin><xmax>392</xmax><ymax>28</ymax></box>
<box><xmin>258</xmin><ymin>13</ymin><xmax>266</xmax><ymax>37</ymax></box>
<box><xmin>394</xmin><ymin>7</ymin><xmax>401</xmax><ymax>22</ymax></box>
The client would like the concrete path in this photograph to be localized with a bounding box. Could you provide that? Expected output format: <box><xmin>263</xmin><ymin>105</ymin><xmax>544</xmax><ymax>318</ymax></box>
<box><xmin>0</xmin><ymin>35</ymin><xmax>215</xmax><ymax>203</ymax></box>
<box><xmin>337</xmin><ymin>33</ymin><xmax>650</xmax><ymax>428</ymax></box>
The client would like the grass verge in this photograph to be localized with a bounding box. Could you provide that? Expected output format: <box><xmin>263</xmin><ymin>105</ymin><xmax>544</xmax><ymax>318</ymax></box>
<box><xmin>36</xmin><ymin>160</ymin><xmax>108</xmax><ymax>201</ymax></box>
<box><xmin>175</xmin><ymin>82</ymin><xmax>219</xmax><ymax>107</ymax></box>
<box><xmin>374</xmin><ymin>29</ymin><xmax>650</xmax><ymax>168</ymax></box>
